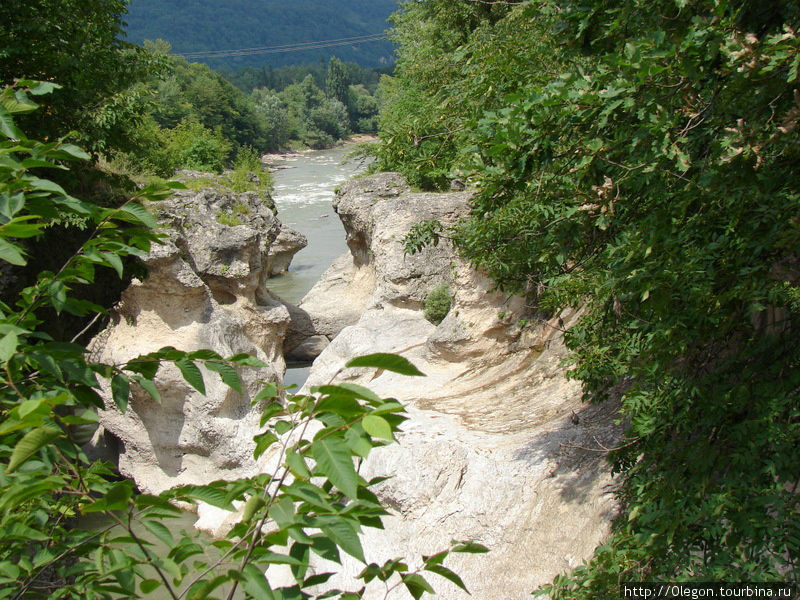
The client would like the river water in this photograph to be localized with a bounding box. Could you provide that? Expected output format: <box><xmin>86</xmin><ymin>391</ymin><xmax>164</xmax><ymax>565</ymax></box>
<box><xmin>265</xmin><ymin>143</ymin><xmax>368</xmax><ymax>304</ymax></box>
<box><xmin>266</xmin><ymin>142</ymin><xmax>369</xmax><ymax>388</ymax></box>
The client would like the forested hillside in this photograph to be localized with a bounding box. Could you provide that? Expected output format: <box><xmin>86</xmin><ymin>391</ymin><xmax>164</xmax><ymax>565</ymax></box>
<box><xmin>379</xmin><ymin>0</ymin><xmax>800</xmax><ymax>595</ymax></box>
<box><xmin>124</xmin><ymin>0</ymin><xmax>398</xmax><ymax>69</ymax></box>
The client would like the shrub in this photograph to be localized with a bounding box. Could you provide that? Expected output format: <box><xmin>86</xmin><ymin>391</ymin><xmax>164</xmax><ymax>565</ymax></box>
<box><xmin>424</xmin><ymin>282</ymin><xmax>452</xmax><ymax>325</ymax></box>
<box><xmin>216</xmin><ymin>211</ymin><xmax>244</xmax><ymax>226</ymax></box>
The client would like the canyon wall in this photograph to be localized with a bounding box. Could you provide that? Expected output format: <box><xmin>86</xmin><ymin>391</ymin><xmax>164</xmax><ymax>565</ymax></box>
<box><xmin>283</xmin><ymin>173</ymin><xmax>620</xmax><ymax>599</ymax></box>
<box><xmin>90</xmin><ymin>172</ymin><xmax>618</xmax><ymax>599</ymax></box>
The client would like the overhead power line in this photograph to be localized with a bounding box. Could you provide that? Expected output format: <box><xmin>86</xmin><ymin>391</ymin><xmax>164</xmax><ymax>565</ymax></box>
<box><xmin>176</xmin><ymin>33</ymin><xmax>388</xmax><ymax>60</ymax></box>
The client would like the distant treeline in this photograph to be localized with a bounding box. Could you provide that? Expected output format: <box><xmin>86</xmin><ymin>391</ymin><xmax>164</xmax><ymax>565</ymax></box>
<box><xmin>113</xmin><ymin>42</ymin><xmax>382</xmax><ymax>178</ymax></box>
<box><xmin>219</xmin><ymin>61</ymin><xmax>392</xmax><ymax>95</ymax></box>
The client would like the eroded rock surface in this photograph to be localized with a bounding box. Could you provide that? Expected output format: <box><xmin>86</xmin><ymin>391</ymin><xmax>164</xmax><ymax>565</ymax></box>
<box><xmin>90</xmin><ymin>186</ymin><xmax>301</xmax><ymax>494</ymax></box>
<box><xmin>288</xmin><ymin>173</ymin><xmax>619</xmax><ymax>599</ymax></box>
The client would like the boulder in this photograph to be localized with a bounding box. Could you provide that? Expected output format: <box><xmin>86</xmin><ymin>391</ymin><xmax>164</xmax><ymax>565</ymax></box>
<box><xmin>266</xmin><ymin>226</ymin><xmax>308</xmax><ymax>276</ymax></box>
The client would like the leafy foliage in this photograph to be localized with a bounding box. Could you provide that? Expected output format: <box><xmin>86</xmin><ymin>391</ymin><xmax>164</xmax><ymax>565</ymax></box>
<box><xmin>374</xmin><ymin>0</ymin><xmax>532</xmax><ymax>189</ymax></box>
<box><xmin>383</xmin><ymin>0</ymin><xmax>800</xmax><ymax>593</ymax></box>
<box><xmin>0</xmin><ymin>0</ymin><xmax>166</xmax><ymax>156</ymax></box>
<box><xmin>0</xmin><ymin>85</ymin><xmax>478</xmax><ymax>600</ymax></box>
<box><xmin>423</xmin><ymin>283</ymin><xmax>452</xmax><ymax>326</ymax></box>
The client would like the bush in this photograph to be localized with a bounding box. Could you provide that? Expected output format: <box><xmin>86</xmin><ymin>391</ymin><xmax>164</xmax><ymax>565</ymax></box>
<box><xmin>424</xmin><ymin>282</ymin><xmax>452</xmax><ymax>325</ymax></box>
<box><xmin>227</xmin><ymin>145</ymin><xmax>273</xmax><ymax>193</ymax></box>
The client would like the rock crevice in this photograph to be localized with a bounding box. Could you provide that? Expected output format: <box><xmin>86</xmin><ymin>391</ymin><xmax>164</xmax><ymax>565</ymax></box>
<box><xmin>90</xmin><ymin>171</ymin><xmax>618</xmax><ymax>600</ymax></box>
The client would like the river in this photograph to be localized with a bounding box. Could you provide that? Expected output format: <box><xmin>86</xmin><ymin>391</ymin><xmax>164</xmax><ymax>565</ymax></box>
<box><xmin>264</xmin><ymin>143</ymin><xmax>369</xmax><ymax>304</ymax></box>
<box><xmin>266</xmin><ymin>142</ymin><xmax>369</xmax><ymax>388</ymax></box>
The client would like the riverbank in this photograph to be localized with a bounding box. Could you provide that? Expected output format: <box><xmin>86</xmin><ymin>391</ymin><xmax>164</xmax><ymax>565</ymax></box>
<box><xmin>261</xmin><ymin>134</ymin><xmax>377</xmax><ymax>169</ymax></box>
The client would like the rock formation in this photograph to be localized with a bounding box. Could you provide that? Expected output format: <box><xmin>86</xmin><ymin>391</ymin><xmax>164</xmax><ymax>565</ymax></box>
<box><xmin>89</xmin><ymin>185</ymin><xmax>304</xmax><ymax>494</ymax></box>
<box><xmin>90</xmin><ymin>170</ymin><xmax>619</xmax><ymax>599</ymax></box>
<box><xmin>283</xmin><ymin>173</ymin><xmax>620</xmax><ymax>599</ymax></box>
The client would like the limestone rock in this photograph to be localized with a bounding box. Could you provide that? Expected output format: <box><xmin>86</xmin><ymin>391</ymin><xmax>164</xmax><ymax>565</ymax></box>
<box><xmin>293</xmin><ymin>173</ymin><xmax>620</xmax><ymax>599</ymax></box>
<box><xmin>286</xmin><ymin>172</ymin><xmax>468</xmax><ymax>359</ymax></box>
<box><xmin>89</xmin><ymin>187</ymin><xmax>295</xmax><ymax>494</ymax></box>
<box><xmin>266</xmin><ymin>226</ymin><xmax>308</xmax><ymax>276</ymax></box>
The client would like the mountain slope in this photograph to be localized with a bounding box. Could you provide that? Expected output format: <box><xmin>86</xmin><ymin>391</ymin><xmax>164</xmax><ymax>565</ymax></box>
<box><xmin>123</xmin><ymin>0</ymin><xmax>398</xmax><ymax>69</ymax></box>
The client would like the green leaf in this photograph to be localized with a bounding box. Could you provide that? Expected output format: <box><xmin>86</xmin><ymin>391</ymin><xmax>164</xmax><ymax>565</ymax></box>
<box><xmin>48</xmin><ymin>280</ymin><xmax>67</xmax><ymax>313</ymax></box>
<box><xmin>7</xmin><ymin>426</ymin><xmax>61</xmax><ymax>472</ymax></box>
<box><xmin>205</xmin><ymin>360</ymin><xmax>243</xmax><ymax>394</ymax></box>
<box><xmin>322</xmin><ymin>520</ymin><xmax>365</xmax><ymax>563</ymax></box>
<box><xmin>52</xmin><ymin>143</ymin><xmax>89</xmax><ymax>160</ymax></box>
<box><xmin>117</xmin><ymin>203</ymin><xmax>158</xmax><ymax>229</ymax></box>
<box><xmin>362</xmin><ymin>415</ymin><xmax>394</xmax><ymax>441</ymax></box>
<box><xmin>0</xmin><ymin>238</ymin><xmax>26</xmax><ymax>266</ymax></box>
<box><xmin>345</xmin><ymin>353</ymin><xmax>425</xmax><ymax>376</ymax></box>
<box><xmin>27</xmin><ymin>177</ymin><xmax>68</xmax><ymax>196</ymax></box>
<box><xmin>337</xmin><ymin>383</ymin><xmax>382</xmax><ymax>403</ymax></box>
<box><xmin>242</xmin><ymin>564</ymin><xmax>276</xmax><ymax>600</ymax></box>
<box><xmin>0</xmin><ymin>331</ymin><xmax>19</xmax><ymax>362</ymax></box>
<box><xmin>83</xmin><ymin>481</ymin><xmax>134</xmax><ymax>513</ymax></box>
<box><xmin>100</xmin><ymin>251</ymin><xmax>123</xmax><ymax>278</ymax></box>
<box><xmin>423</xmin><ymin>550</ymin><xmax>448</xmax><ymax>567</ymax></box>
<box><xmin>175</xmin><ymin>359</ymin><xmax>205</xmax><ymax>394</ymax></box>
<box><xmin>178</xmin><ymin>485</ymin><xmax>234</xmax><ymax>511</ymax></box>
<box><xmin>0</xmin><ymin>218</ymin><xmax>44</xmax><ymax>238</ymax></box>
<box><xmin>260</xmin><ymin>401</ymin><xmax>284</xmax><ymax>426</ymax></box>
<box><xmin>26</xmin><ymin>81</ymin><xmax>60</xmax><ymax>96</ymax></box>
<box><xmin>111</xmin><ymin>374</ymin><xmax>130</xmax><ymax>412</ymax></box>
<box><xmin>254</xmin><ymin>431</ymin><xmax>278</xmax><ymax>459</ymax></box>
<box><xmin>255</xmin><ymin>383</ymin><xmax>279</xmax><ymax>404</ymax></box>
<box><xmin>344</xmin><ymin>426</ymin><xmax>373</xmax><ymax>458</ymax></box>
<box><xmin>133</xmin><ymin>376</ymin><xmax>161</xmax><ymax>403</ymax></box>
<box><xmin>187</xmin><ymin>349</ymin><xmax>221</xmax><ymax>360</ymax></box>
<box><xmin>269</xmin><ymin>496</ymin><xmax>297</xmax><ymax>529</ymax></box>
<box><xmin>140</xmin><ymin>580</ymin><xmax>161</xmax><ymax>594</ymax></box>
<box><xmin>401</xmin><ymin>573</ymin><xmax>435</xmax><ymax>599</ymax></box>
<box><xmin>316</xmin><ymin>393</ymin><xmax>364</xmax><ymax>418</ymax></box>
<box><xmin>284</xmin><ymin>483</ymin><xmax>333</xmax><ymax>512</ymax></box>
<box><xmin>426</xmin><ymin>564</ymin><xmax>469</xmax><ymax>592</ymax></box>
<box><xmin>142</xmin><ymin>520</ymin><xmax>175</xmax><ymax>547</ymax></box>
<box><xmin>186</xmin><ymin>575</ymin><xmax>230</xmax><ymax>600</ymax></box>
<box><xmin>311</xmin><ymin>437</ymin><xmax>358</xmax><ymax>498</ymax></box>
<box><xmin>274</xmin><ymin>420</ymin><xmax>293</xmax><ymax>435</ymax></box>
<box><xmin>285</xmin><ymin>449</ymin><xmax>311</xmax><ymax>479</ymax></box>
<box><xmin>451</xmin><ymin>540</ymin><xmax>489</xmax><ymax>554</ymax></box>
<box><xmin>0</xmin><ymin>106</ymin><xmax>24</xmax><ymax>139</ymax></box>
<box><xmin>229</xmin><ymin>353</ymin><xmax>268</xmax><ymax>367</ymax></box>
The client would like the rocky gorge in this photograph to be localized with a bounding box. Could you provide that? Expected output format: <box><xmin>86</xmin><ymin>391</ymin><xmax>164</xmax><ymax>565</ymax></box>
<box><xmin>89</xmin><ymin>167</ymin><xmax>621</xmax><ymax>599</ymax></box>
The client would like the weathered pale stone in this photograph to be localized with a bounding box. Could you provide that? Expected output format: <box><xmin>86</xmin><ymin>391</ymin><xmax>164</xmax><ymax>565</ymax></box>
<box><xmin>89</xmin><ymin>186</ymin><xmax>296</xmax><ymax>494</ymax></box>
<box><xmin>293</xmin><ymin>173</ymin><xmax>620</xmax><ymax>599</ymax></box>
<box><xmin>266</xmin><ymin>226</ymin><xmax>308</xmax><ymax>276</ymax></box>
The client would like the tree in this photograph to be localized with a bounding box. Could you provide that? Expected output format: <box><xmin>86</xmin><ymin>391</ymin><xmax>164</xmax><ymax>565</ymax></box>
<box><xmin>252</xmin><ymin>89</ymin><xmax>292</xmax><ymax>149</ymax></box>
<box><xmin>0</xmin><ymin>0</ymin><xmax>165</xmax><ymax>155</ymax></box>
<box><xmin>326</xmin><ymin>57</ymin><xmax>350</xmax><ymax>107</ymax></box>
<box><xmin>0</xmin><ymin>83</ymin><xmax>482</xmax><ymax>600</ymax></box>
<box><xmin>374</xmin><ymin>0</ymin><xmax>533</xmax><ymax>188</ymax></box>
